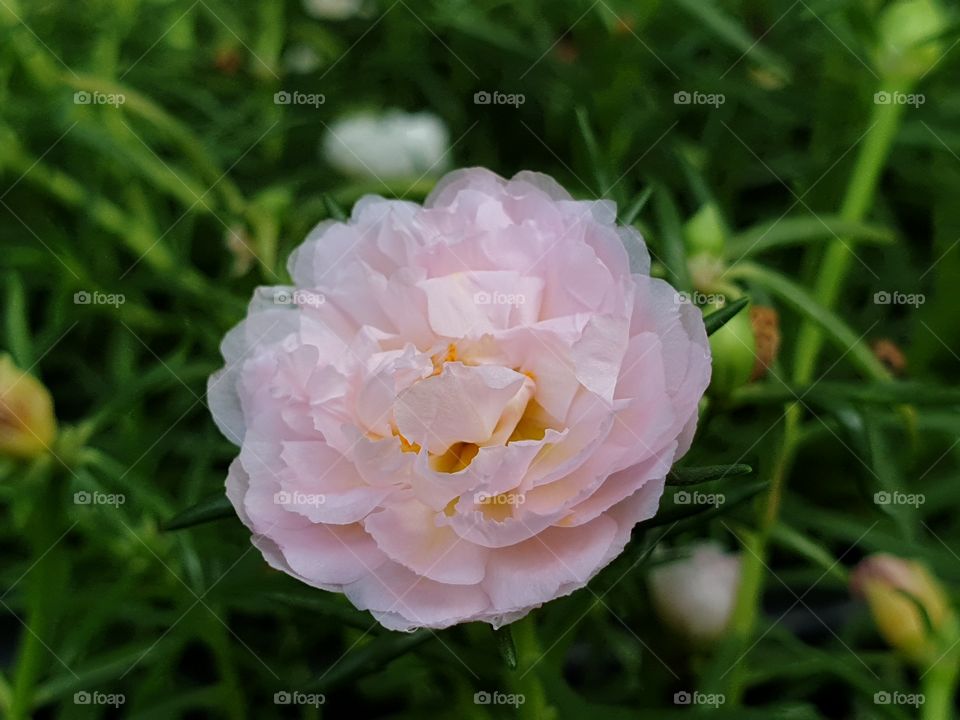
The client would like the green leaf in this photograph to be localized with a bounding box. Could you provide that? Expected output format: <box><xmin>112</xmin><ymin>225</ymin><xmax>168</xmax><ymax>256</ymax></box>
<box><xmin>308</xmin><ymin>630</ymin><xmax>432</xmax><ymax>691</ymax></box>
<box><xmin>653</xmin><ymin>184</ymin><xmax>692</xmax><ymax>292</ymax></box>
<box><xmin>862</xmin><ymin>411</ymin><xmax>917</xmax><ymax>541</ymax></box>
<box><xmin>642</xmin><ymin>480</ymin><xmax>769</xmax><ymax>529</ymax></box>
<box><xmin>63</xmin><ymin>73</ymin><xmax>246</xmax><ymax>214</ymax></box>
<box><xmin>252</xmin><ymin>0</ymin><xmax>284</xmax><ymax>79</ymax></box>
<box><xmin>769</xmin><ymin>524</ymin><xmax>848</xmax><ymax>583</ymax></box>
<box><xmin>161</xmin><ymin>494</ymin><xmax>233</xmax><ymax>531</ymax></box>
<box><xmin>492</xmin><ymin>625</ymin><xmax>518</xmax><ymax>670</ymax></box>
<box><xmin>33</xmin><ymin>643</ymin><xmax>176</xmax><ymax>707</ymax></box>
<box><xmin>727</xmin><ymin>262</ymin><xmax>891</xmax><ymax>380</ymax></box>
<box><xmin>667</xmin><ymin>463</ymin><xmax>753</xmax><ymax>486</ymax></box>
<box><xmin>703</xmin><ymin>296</ymin><xmax>750</xmax><ymax>336</ymax></box>
<box><xmin>323</xmin><ymin>192</ymin><xmax>347</xmax><ymax>221</ymax></box>
<box><xmin>620</xmin><ymin>185</ymin><xmax>654</xmax><ymax>226</ymax></box>
<box><xmin>728</xmin><ymin>216</ymin><xmax>894</xmax><ymax>259</ymax></box>
<box><xmin>744</xmin><ymin>627</ymin><xmax>912</xmax><ymax>719</ymax></box>
<box><xmin>575</xmin><ymin>107</ymin><xmax>610</xmax><ymax>194</ymax></box>
<box><xmin>4</xmin><ymin>272</ymin><xmax>32</xmax><ymax>367</ymax></box>
<box><xmin>432</xmin><ymin>7</ymin><xmax>537</xmax><ymax>56</ymax></box>
<box><xmin>674</xmin><ymin>0</ymin><xmax>792</xmax><ymax>81</ymax></box>
<box><xmin>266</xmin><ymin>592</ymin><xmax>376</xmax><ymax>631</ymax></box>
<box><xmin>734</xmin><ymin>380</ymin><xmax>960</xmax><ymax>407</ymax></box>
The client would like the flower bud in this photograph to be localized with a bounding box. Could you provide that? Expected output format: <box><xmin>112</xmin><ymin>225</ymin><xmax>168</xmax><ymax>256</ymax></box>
<box><xmin>322</xmin><ymin>110</ymin><xmax>449</xmax><ymax>180</ymax></box>
<box><xmin>683</xmin><ymin>203</ymin><xmax>727</xmax><ymax>259</ymax></box>
<box><xmin>707</xmin><ymin>301</ymin><xmax>756</xmax><ymax>398</ymax></box>
<box><xmin>875</xmin><ymin>0</ymin><xmax>948</xmax><ymax>83</ymax></box>
<box><xmin>0</xmin><ymin>354</ymin><xmax>57</xmax><ymax>459</ymax></box>
<box><xmin>283</xmin><ymin>44</ymin><xmax>321</xmax><ymax>75</ymax></box>
<box><xmin>224</xmin><ymin>224</ymin><xmax>255</xmax><ymax>277</ymax></box>
<box><xmin>303</xmin><ymin>0</ymin><xmax>364</xmax><ymax>21</ymax></box>
<box><xmin>687</xmin><ymin>253</ymin><xmax>727</xmax><ymax>295</ymax></box>
<box><xmin>851</xmin><ymin>553</ymin><xmax>954</xmax><ymax>665</ymax></box>
<box><xmin>648</xmin><ymin>542</ymin><xmax>742</xmax><ymax>647</ymax></box>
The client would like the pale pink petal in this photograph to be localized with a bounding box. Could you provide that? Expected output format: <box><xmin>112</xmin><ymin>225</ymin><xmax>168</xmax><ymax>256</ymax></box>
<box><xmin>364</xmin><ymin>498</ymin><xmax>489</xmax><ymax>585</ymax></box>
<box><xmin>394</xmin><ymin>363</ymin><xmax>527</xmax><ymax>454</ymax></box>
<box><xmin>343</xmin><ymin>560</ymin><xmax>489</xmax><ymax>631</ymax></box>
<box><xmin>482</xmin><ymin>514</ymin><xmax>618</xmax><ymax>612</ymax></box>
<box><xmin>278</xmin><ymin>441</ymin><xmax>393</xmax><ymax>524</ymax></box>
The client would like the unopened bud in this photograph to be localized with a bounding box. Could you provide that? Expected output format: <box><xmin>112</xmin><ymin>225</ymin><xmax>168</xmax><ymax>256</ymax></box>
<box><xmin>649</xmin><ymin>543</ymin><xmax>742</xmax><ymax>647</ymax></box>
<box><xmin>683</xmin><ymin>203</ymin><xmax>727</xmax><ymax>259</ymax></box>
<box><xmin>851</xmin><ymin>553</ymin><xmax>954</xmax><ymax>665</ymax></box>
<box><xmin>707</xmin><ymin>300</ymin><xmax>756</xmax><ymax>398</ymax></box>
<box><xmin>0</xmin><ymin>355</ymin><xmax>58</xmax><ymax>459</ymax></box>
<box><xmin>224</xmin><ymin>224</ymin><xmax>255</xmax><ymax>277</ymax></box>
<box><xmin>875</xmin><ymin>0</ymin><xmax>948</xmax><ymax>83</ymax></box>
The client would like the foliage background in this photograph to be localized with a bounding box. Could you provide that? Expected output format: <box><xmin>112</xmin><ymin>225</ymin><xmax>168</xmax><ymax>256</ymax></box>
<box><xmin>1</xmin><ymin>0</ymin><xmax>959</xmax><ymax>717</ymax></box>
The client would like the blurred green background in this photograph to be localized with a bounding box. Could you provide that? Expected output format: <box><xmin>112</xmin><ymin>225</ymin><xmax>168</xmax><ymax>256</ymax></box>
<box><xmin>1</xmin><ymin>0</ymin><xmax>959</xmax><ymax>717</ymax></box>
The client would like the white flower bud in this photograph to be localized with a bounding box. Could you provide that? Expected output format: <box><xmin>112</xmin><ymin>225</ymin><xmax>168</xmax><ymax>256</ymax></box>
<box><xmin>303</xmin><ymin>0</ymin><xmax>364</xmax><ymax>21</ymax></box>
<box><xmin>322</xmin><ymin>110</ymin><xmax>450</xmax><ymax>180</ymax></box>
<box><xmin>648</xmin><ymin>542</ymin><xmax>741</xmax><ymax>646</ymax></box>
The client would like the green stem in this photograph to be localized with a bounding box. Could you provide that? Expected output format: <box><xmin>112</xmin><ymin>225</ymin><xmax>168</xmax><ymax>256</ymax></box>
<box><xmin>719</xmin><ymin>83</ymin><xmax>909</xmax><ymax>703</ymax></box>
<box><xmin>702</xmin><ymin>419</ymin><xmax>798</xmax><ymax>702</ymax></box>
<box><xmin>199</xmin><ymin>615</ymin><xmax>247</xmax><ymax>720</ymax></box>
<box><xmin>0</xmin><ymin>672</ymin><xmax>11</xmax><ymax>716</ymax></box>
<box><xmin>510</xmin><ymin>615</ymin><xmax>554</xmax><ymax>720</ymax></box>
<box><xmin>9</xmin><ymin>473</ymin><xmax>63</xmax><ymax>720</ymax></box>
<box><xmin>793</xmin><ymin>85</ymin><xmax>908</xmax><ymax>385</ymax></box>
<box><xmin>921</xmin><ymin>658</ymin><xmax>960</xmax><ymax>720</ymax></box>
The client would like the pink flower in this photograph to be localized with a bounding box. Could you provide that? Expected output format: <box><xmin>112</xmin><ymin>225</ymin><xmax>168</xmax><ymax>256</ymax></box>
<box><xmin>209</xmin><ymin>168</ymin><xmax>711</xmax><ymax>631</ymax></box>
